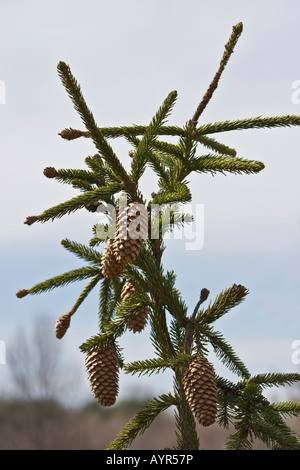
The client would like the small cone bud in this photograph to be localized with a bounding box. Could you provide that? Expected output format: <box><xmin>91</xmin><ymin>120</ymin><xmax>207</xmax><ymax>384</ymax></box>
<box><xmin>85</xmin><ymin>345</ymin><xmax>119</xmax><ymax>406</ymax></box>
<box><xmin>43</xmin><ymin>167</ymin><xmax>58</xmax><ymax>178</ymax></box>
<box><xmin>16</xmin><ymin>289</ymin><xmax>29</xmax><ymax>298</ymax></box>
<box><xmin>128</xmin><ymin>150</ymin><xmax>135</xmax><ymax>158</ymax></box>
<box><xmin>231</xmin><ymin>283</ymin><xmax>248</xmax><ymax>299</ymax></box>
<box><xmin>200</xmin><ymin>288</ymin><xmax>210</xmax><ymax>303</ymax></box>
<box><xmin>55</xmin><ymin>312</ymin><xmax>71</xmax><ymax>339</ymax></box>
<box><xmin>183</xmin><ymin>357</ymin><xmax>218</xmax><ymax>427</ymax></box>
<box><xmin>59</xmin><ymin>128</ymin><xmax>86</xmax><ymax>140</ymax></box>
<box><xmin>24</xmin><ymin>215</ymin><xmax>39</xmax><ymax>226</ymax></box>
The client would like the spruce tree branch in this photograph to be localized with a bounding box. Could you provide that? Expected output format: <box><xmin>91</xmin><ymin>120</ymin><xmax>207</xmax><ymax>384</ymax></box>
<box><xmin>69</xmin><ymin>179</ymin><xmax>96</xmax><ymax>192</ymax></box>
<box><xmin>189</xmin><ymin>154</ymin><xmax>265</xmax><ymax>175</ymax></box>
<box><xmin>150</xmin><ymin>307</ymin><xmax>177</xmax><ymax>361</ymax></box>
<box><xmin>59</xmin><ymin>125</ymin><xmax>186</xmax><ymax>140</ymax></box>
<box><xmin>35</xmin><ymin>182</ymin><xmax>120</xmax><ymax>223</ymax></box>
<box><xmin>130</xmin><ymin>90</ymin><xmax>178</xmax><ymax>182</ymax></box>
<box><xmin>69</xmin><ymin>273</ymin><xmax>102</xmax><ymax>317</ymax></box>
<box><xmin>196</xmin><ymin>135</ymin><xmax>237</xmax><ymax>157</ymax></box>
<box><xmin>54</xmin><ymin>168</ymin><xmax>101</xmax><ymax>185</ymax></box>
<box><xmin>25</xmin><ymin>266</ymin><xmax>101</xmax><ymax>295</ymax></box>
<box><xmin>189</xmin><ymin>22</ymin><xmax>243</xmax><ymax>126</ymax></box>
<box><xmin>150</xmin><ymin>182</ymin><xmax>192</xmax><ymax>206</ymax></box>
<box><xmin>202</xmin><ymin>326</ymin><xmax>250</xmax><ymax>378</ymax></box>
<box><xmin>61</xmin><ymin>238</ymin><xmax>102</xmax><ymax>265</ymax></box>
<box><xmin>198</xmin><ymin>284</ymin><xmax>248</xmax><ymax>325</ymax></box>
<box><xmin>126</xmin><ymin>133</ymin><xmax>170</xmax><ymax>183</ymax></box>
<box><xmin>270</xmin><ymin>401</ymin><xmax>300</xmax><ymax>418</ymax></box>
<box><xmin>57</xmin><ymin>62</ymin><xmax>132</xmax><ymax>186</ymax></box>
<box><xmin>98</xmin><ymin>278</ymin><xmax>114</xmax><ymax>330</ymax></box>
<box><xmin>106</xmin><ymin>393</ymin><xmax>177</xmax><ymax>450</ymax></box>
<box><xmin>135</xmin><ymin>250</ymin><xmax>188</xmax><ymax>323</ymax></box>
<box><xmin>80</xmin><ymin>291</ymin><xmax>151</xmax><ymax>353</ymax></box>
<box><xmin>152</xmin><ymin>140</ymin><xmax>184</xmax><ymax>159</ymax></box>
<box><xmin>124</xmin><ymin>357</ymin><xmax>170</xmax><ymax>377</ymax></box>
<box><xmin>256</xmin><ymin>410</ymin><xmax>300</xmax><ymax>450</ymax></box>
<box><xmin>124</xmin><ymin>354</ymin><xmax>196</xmax><ymax>377</ymax></box>
<box><xmin>85</xmin><ymin>155</ymin><xmax>119</xmax><ymax>185</ymax></box>
<box><xmin>249</xmin><ymin>372</ymin><xmax>300</xmax><ymax>389</ymax></box>
<box><xmin>197</xmin><ymin>114</ymin><xmax>300</xmax><ymax>135</ymax></box>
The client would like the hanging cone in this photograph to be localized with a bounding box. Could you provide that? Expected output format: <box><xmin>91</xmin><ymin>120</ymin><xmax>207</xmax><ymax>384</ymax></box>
<box><xmin>113</xmin><ymin>201</ymin><xmax>148</xmax><ymax>266</ymax></box>
<box><xmin>120</xmin><ymin>281</ymin><xmax>149</xmax><ymax>333</ymax></box>
<box><xmin>183</xmin><ymin>357</ymin><xmax>218</xmax><ymax>427</ymax></box>
<box><xmin>85</xmin><ymin>345</ymin><xmax>119</xmax><ymax>406</ymax></box>
<box><xmin>55</xmin><ymin>312</ymin><xmax>71</xmax><ymax>339</ymax></box>
<box><xmin>100</xmin><ymin>239</ymin><xmax>124</xmax><ymax>279</ymax></box>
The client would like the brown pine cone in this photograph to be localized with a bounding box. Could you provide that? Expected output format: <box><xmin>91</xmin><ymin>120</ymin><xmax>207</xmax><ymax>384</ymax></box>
<box><xmin>55</xmin><ymin>312</ymin><xmax>71</xmax><ymax>339</ymax></box>
<box><xmin>183</xmin><ymin>357</ymin><xmax>218</xmax><ymax>427</ymax></box>
<box><xmin>120</xmin><ymin>281</ymin><xmax>149</xmax><ymax>333</ymax></box>
<box><xmin>85</xmin><ymin>345</ymin><xmax>119</xmax><ymax>406</ymax></box>
<box><xmin>113</xmin><ymin>201</ymin><xmax>147</xmax><ymax>266</ymax></box>
<box><xmin>100</xmin><ymin>239</ymin><xmax>124</xmax><ymax>279</ymax></box>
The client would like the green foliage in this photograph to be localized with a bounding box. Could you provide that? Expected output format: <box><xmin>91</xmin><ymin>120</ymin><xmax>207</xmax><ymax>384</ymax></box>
<box><xmin>18</xmin><ymin>21</ymin><xmax>300</xmax><ymax>450</ymax></box>
<box><xmin>106</xmin><ymin>393</ymin><xmax>177</xmax><ymax>450</ymax></box>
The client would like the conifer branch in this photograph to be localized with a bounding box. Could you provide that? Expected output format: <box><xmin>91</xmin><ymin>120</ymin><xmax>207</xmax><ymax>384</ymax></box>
<box><xmin>135</xmin><ymin>250</ymin><xmax>188</xmax><ymax>323</ymax></box>
<box><xmin>57</xmin><ymin>62</ymin><xmax>129</xmax><ymax>182</ymax></box>
<box><xmin>196</xmin><ymin>135</ymin><xmax>236</xmax><ymax>157</ymax></box>
<box><xmin>256</xmin><ymin>409</ymin><xmax>300</xmax><ymax>450</ymax></box>
<box><xmin>126</xmin><ymin>133</ymin><xmax>171</xmax><ymax>183</ymax></box>
<box><xmin>80</xmin><ymin>291</ymin><xmax>151</xmax><ymax>353</ymax></box>
<box><xmin>60</xmin><ymin>125</ymin><xmax>186</xmax><ymax>140</ymax></box>
<box><xmin>124</xmin><ymin>357</ymin><xmax>170</xmax><ymax>377</ymax></box>
<box><xmin>61</xmin><ymin>238</ymin><xmax>102</xmax><ymax>265</ymax></box>
<box><xmin>149</xmin><ymin>307</ymin><xmax>177</xmax><ymax>361</ymax></box>
<box><xmin>130</xmin><ymin>90</ymin><xmax>178</xmax><ymax>182</ymax></box>
<box><xmin>198</xmin><ymin>284</ymin><xmax>248</xmax><ymax>325</ymax></box>
<box><xmin>106</xmin><ymin>393</ymin><xmax>177</xmax><ymax>450</ymax></box>
<box><xmin>190</xmin><ymin>22</ymin><xmax>243</xmax><ymax>126</ymax></box>
<box><xmin>47</xmin><ymin>167</ymin><xmax>101</xmax><ymax>186</ymax></box>
<box><xmin>270</xmin><ymin>401</ymin><xmax>300</xmax><ymax>418</ymax></box>
<box><xmin>23</xmin><ymin>266</ymin><xmax>101</xmax><ymax>295</ymax></box>
<box><xmin>85</xmin><ymin>155</ymin><xmax>119</xmax><ymax>185</ymax></box>
<box><xmin>189</xmin><ymin>154</ymin><xmax>264</xmax><ymax>175</ymax></box>
<box><xmin>197</xmin><ymin>114</ymin><xmax>300</xmax><ymax>135</ymax></box>
<box><xmin>249</xmin><ymin>372</ymin><xmax>300</xmax><ymax>389</ymax></box>
<box><xmin>207</xmin><ymin>328</ymin><xmax>250</xmax><ymax>378</ymax></box>
<box><xmin>150</xmin><ymin>182</ymin><xmax>192</xmax><ymax>206</ymax></box>
<box><xmin>34</xmin><ymin>182</ymin><xmax>120</xmax><ymax>223</ymax></box>
<box><xmin>68</xmin><ymin>273</ymin><xmax>102</xmax><ymax>317</ymax></box>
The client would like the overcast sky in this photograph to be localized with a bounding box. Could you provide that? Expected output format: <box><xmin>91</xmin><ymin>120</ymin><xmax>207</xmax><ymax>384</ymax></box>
<box><xmin>1</xmin><ymin>0</ymin><xmax>300</xmax><ymax>405</ymax></box>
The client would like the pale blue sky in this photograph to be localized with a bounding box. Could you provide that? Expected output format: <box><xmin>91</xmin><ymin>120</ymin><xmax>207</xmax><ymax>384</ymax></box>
<box><xmin>1</xmin><ymin>0</ymin><xmax>300</xmax><ymax>404</ymax></box>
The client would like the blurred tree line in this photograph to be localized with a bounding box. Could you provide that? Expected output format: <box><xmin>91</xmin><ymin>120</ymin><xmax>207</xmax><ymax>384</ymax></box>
<box><xmin>0</xmin><ymin>316</ymin><xmax>299</xmax><ymax>450</ymax></box>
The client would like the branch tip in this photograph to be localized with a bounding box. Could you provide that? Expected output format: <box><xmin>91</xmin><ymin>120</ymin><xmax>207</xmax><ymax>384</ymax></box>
<box><xmin>24</xmin><ymin>215</ymin><xmax>39</xmax><ymax>226</ymax></box>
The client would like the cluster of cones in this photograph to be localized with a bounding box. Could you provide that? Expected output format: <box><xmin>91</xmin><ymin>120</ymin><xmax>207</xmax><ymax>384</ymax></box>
<box><xmin>55</xmin><ymin>201</ymin><xmax>149</xmax><ymax>406</ymax></box>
